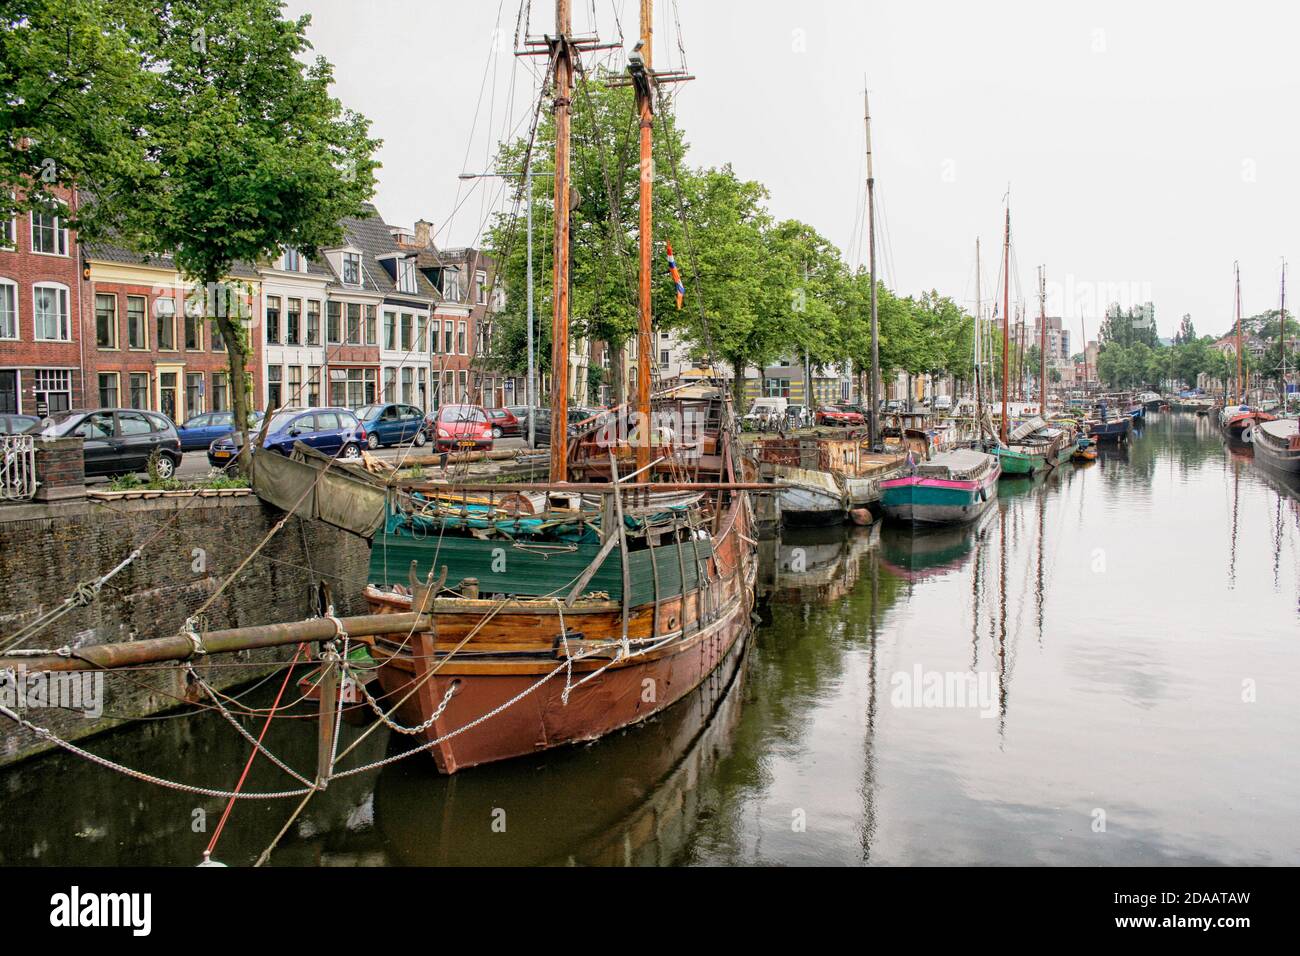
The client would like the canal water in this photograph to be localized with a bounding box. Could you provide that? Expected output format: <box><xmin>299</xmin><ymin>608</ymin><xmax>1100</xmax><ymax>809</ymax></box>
<box><xmin>3</xmin><ymin>412</ymin><xmax>1298</xmax><ymax>866</ymax></box>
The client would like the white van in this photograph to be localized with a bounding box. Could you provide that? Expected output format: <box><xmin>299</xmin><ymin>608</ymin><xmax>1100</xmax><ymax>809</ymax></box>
<box><xmin>743</xmin><ymin>397</ymin><xmax>788</xmax><ymax>428</ymax></box>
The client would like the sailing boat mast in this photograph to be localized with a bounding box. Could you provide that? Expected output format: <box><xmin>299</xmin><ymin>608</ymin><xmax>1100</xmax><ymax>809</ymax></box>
<box><xmin>1038</xmin><ymin>265</ymin><xmax>1047</xmax><ymax>415</ymax></box>
<box><xmin>1000</xmin><ymin>204</ymin><xmax>1010</xmax><ymax>443</ymax></box>
<box><xmin>1279</xmin><ymin>259</ymin><xmax>1287</xmax><ymax>409</ymax></box>
<box><xmin>865</xmin><ymin>85</ymin><xmax>880</xmax><ymax>447</ymax></box>
<box><xmin>1235</xmin><ymin>261</ymin><xmax>1243</xmax><ymax>404</ymax></box>
<box><xmin>548</xmin><ymin>0</ymin><xmax>576</xmax><ymax>483</ymax></box>
<box><xmin>634</xmin><ymin>0</ymin><xmax>654</xmax><ymax>477</ymax></box>
<box><xmin>975</xmin><ymin>238</ymin><xmax>983</xmax><ymax>431</ymax></box>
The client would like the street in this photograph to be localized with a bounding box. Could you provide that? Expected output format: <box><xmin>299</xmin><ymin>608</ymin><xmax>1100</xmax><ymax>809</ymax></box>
<box><xmin>174</xmin><ymin>435</ymin><xmax>532</xmax><ymax>478</ymax></box>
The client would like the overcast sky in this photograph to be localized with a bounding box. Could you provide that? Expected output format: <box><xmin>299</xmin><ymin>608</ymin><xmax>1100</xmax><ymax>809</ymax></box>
<box><xmin>282</xmin><ymin>0</ymin><xmax>1300</xmax><ymax>342</ymax></box>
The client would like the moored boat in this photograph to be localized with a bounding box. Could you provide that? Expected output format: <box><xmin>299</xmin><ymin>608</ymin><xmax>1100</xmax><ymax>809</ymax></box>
<box><xmin>878</xmin><ymin>448</ymin><xmax>1001</xmax><ymax>526</ymax></box>
<box><xmin>1220</xmin><ymin>404</ymin><xmax>1276</xmax><ymax>441</ymax></box>
<box><xmin>1252</xmin><ymin>418</ymin><xmax>1300</xmax><ymax>473</ymax></box>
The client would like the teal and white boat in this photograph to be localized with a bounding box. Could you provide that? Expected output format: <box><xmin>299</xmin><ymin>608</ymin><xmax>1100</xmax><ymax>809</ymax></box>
<box><xmin>878</xmin><ymin>449</ymin><xmax>1001</xmax><ymax>526</ymax></box>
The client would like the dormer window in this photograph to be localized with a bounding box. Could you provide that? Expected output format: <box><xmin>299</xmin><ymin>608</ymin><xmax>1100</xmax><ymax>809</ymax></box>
<box><xmin>342</xmin><ymin>252</ymin><xmax>361</xmax><ymax>286</ymax></box>
<box><xmin>442</xmin><ymin>267</ymin><xmax>462</xmax><ymax>302</ymax></box>
<box><xmin>283</xmin><ymin>247</ymin><xmax>303</xmax><ymax>272</ymax></box>
<box><xmin>397</xmin><ymin>257</ymin><xmax>418</xmax><ymax>294</ymax></box>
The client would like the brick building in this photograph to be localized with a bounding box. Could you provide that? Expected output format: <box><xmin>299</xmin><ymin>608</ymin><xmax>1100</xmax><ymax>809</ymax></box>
<box><xmin>83</xmin><ymin>243</ymin><xmax>262</xmax><ymax>423</ymax></box>
<box><xmin>0</xmin><ymin>188</ymin><xmax>88</xmax><ymax>415</ymax></box>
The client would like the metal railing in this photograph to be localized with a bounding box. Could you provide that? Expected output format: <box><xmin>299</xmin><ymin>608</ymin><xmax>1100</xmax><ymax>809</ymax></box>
<box><xmin>1</xmin><ymin>434</ymin><xmax>37</xmax><ymax>501</ymax></box>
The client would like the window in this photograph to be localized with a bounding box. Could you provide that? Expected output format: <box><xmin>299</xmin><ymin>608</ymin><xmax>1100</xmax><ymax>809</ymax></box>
<box><xmin>1</xmin><ymin>197</ymin><xmax>14</xmax><ymax>248</ymax></box>
<box><xmin>418</xmin><ymin>368</ymin><xmax>427</xmax><ymax>408</ymax></box>
<box><xmin>158</xmin><ymin>371</ymin><xmax>179</xmax><ymax>420</ymax></box>
<box><xmin>185</xmin><ymin>311</ymin><xmax>202</xmax><ymax>350</ymax></box>
<box><xmin>442</xmin><ymin>267</ymin><xmax>461</xmax><ymax>301</ymax></box>
<box><xmin>417</xmin><ymin>315</ymin><xmax>427</xmax><ymax>352</ymax></box>
<box><xmin>30</xmin><ymin>209</ymin><xmax>68</xmax><ymax>255</ymax></box>
<box><xmin>458</xmin><ymin>370</ymin><xmax>468</xmax><ymax>401</ymax></box>
<box><xmin>383</xmin><ymin>366</ymin><xmax>396</xmax><ymax>402</ymax></box>
<box><xmin>306</xmin><ymin>366</ymin><xmax>321</xmax><ymax>407</ymax></box>
<box><xmin>660</xmin><ymin>349</ymin><xmax>670</xmax><ymax>368</ymax></box>
<box><xmin>33</xmin><ymin>284</ymin><xmax>70</xmax><ymax>341</ymax></box>
<box><xmin>211</xmin><ymin>372</ymin><xmax>227</xmax><ymax>412</ymax></box>
<box><xmin>342</xmin><ymin>252</ymin><xmax>361</xmax><ymax>285</ymax></box>
<box><xmin>118</xmin><ymin>411</ymin><xmax>153</xmax><ymax>435</ymax></box>
<box><xmin>211</xmin><ymin>321</ymin><xmax>224</xmax><ymax>352</ymax></box>
<box><xmin>288</xmin><ymin>366</ymin><xmax>302</xmax><ymax>406</ymax></box>
<box><xmin>397</xmin><ymin>258</ymin><xmax>418</xmax><ymax>294</ymax></box>
<box><xmin>283</xmin><ymin>247</ymin><xmax>302</xmax><ymax>272</ymax></box>
<box><xmin>430</xmin><ymin>319</ymin><xmax>441</xmax><ymax>354</ymax></box>
<box><xmin>400</xmin><ymin>313</ymin><xmax>412</xmax><ymax>352</ymax></box>
<box><xmin>31</xmin><ymin>369</ymin><xmax>70</xmax><ymax>413</ymax></box>
<box><xmin>74</xmin><ymin>412</ymin><xmax>114</xmax><ymax>440</ymax></box>
<box><xmin>265</xmin><ymin>295</ymin><xmax>280</xmax><ymax>344</ymax></box>
<box><xmin>365</xmin><ymin>305</ymin><xmax>377</xmax><ymax>346</ymax></box>
<box><xmin>154</xmin><ymin>296</ymin><xmax>175</xmax><ymax>350</ymax></box>
<box><xmin>126</xmin><ymin>295</ymin><xmax>147</xmax><ymax>349</ymax></box>
<box><xmin>186</xmin><ymin>373</ymin><xmax>204</xmax><ymax>415</ymax></box>
<box><xmin>98</xmin><ymin>372</ymin><xmax>119</xmax><ymax>407</ymax></box>
<box><xmin>285</xmin><ymin>298</ymin><xmax>301</xmax><ymax>345</ymax></box>
<box><xmin>94</xmin><ymin>293</ymin><xmax>117</xmax><ymax>348</ymax></box>
<box><xmin>384</xmin><ymin>311</ymin><xmax>397</xmax><ymax>350</ymax></box>
<box><xmin>476</xmin><ymin>270</ymin><xmax>487</xmax><ymax>305</ymax></box>
<box><xmin>443</xmin><ymin>320</ymin><xmax>454</xmax><ymax>354</ymax></box>
<box><xmin>401</xmin><ymin>367</ymin><xmax>414</xmax><ymax>404</ymax></box>
<box><xmin>128</xmin><ymin>373</ymin><xmax>150</xmax><ymax>409</ymax></box>
<box><xmin>267</xmin><ymin>365</ymin><xmax>282</xmax><ymax>409</ymax></box>
<box><xmin>0</xmin><ymin>279</ymin><xmax>16</xmax><ymax>339</ymax></box>
<box><xmin>457</xmin><ymin>321</ymin><xmax>467</xmax><ymax>355</ymax></box>
<box><xmin>327</xmin><ymin>301</ymin><xmax>341</xmax><ymax>343</ymax></box>
<box><xmin>306</xmin><ymin>300</ymin><xmax>321</xmax><ymax>345</ymax></box>
<box><xmin>346</xmin><ymin>303</ymin><xmax>361</xmax><ymax>345</ymax></box>
<box><xmin>327</xmin><ymin>367</ymin><xmax>376</xmax><ymax>408</ymax></box>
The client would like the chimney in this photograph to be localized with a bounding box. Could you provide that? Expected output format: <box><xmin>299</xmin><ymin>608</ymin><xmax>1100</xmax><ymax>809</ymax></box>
<box><xmin>415</xmin><ymin>219</ymin><xmax>432</xmax><ymax>249</ymax></box>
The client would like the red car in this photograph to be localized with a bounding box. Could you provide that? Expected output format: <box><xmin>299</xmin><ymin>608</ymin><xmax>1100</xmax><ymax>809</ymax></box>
<box><xmin>816</xmin><ymin>405</ymin><xmax>866</xmax><ymax>427</ymax></box>
<box><xmin>485</xmin><ymin>406</ymin><xmax>521</xmax><ymax>439</ymax></box>
<box><xmin>430</xmin><ymin>404</ymin><xmax>495</xmax><ymax>452</ymax></box>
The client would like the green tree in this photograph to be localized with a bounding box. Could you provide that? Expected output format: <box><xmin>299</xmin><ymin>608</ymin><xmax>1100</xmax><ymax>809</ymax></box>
<box><xmin>116</xmin><ymin>0</ymin><xmax>378</xmax><ymax>468</ymax></box>
<box><xmin>0</xmin><ymin>0</ymin><xmax>154</xmax><ymax>238</ymax></box>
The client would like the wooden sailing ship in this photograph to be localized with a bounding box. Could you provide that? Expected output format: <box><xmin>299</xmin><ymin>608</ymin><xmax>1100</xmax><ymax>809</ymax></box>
<box><xmin>353</xmin><ymin>0</ymin><xmax>759</xmax><ymax>773</ymax></box>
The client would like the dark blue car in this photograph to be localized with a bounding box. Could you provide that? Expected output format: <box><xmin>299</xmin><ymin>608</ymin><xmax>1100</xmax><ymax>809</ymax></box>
<box><xmin>355</xmin><ymin>403</ymin><xmax>429</xmax><ymax>450</ymax></box>
<box><xmin>176</xmin><ymin>410</ymin><xmax>264</xmax><ymax>451</ymax></box>
<box><xmin>207</xmin><ymin>407</ymin><xmax>364</xmax><ymax>467</ymax></box>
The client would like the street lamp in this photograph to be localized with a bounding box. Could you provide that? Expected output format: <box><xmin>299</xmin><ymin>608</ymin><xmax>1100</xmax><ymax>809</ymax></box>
<box><xmin>459</xmin><ymin>165</ymin><xmax>553</xmax><ymax>449</ymax></box>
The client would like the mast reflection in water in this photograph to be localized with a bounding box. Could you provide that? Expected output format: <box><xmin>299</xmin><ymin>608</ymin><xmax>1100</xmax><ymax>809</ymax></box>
<box><xmin>1</xmin><ymin>413</ymin><xmax>1298</xmax><ymax>865</ymax></box>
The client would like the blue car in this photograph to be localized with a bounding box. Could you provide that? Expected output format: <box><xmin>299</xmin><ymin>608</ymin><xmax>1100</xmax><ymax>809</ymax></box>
<box><xmin>176</xmin><ymin>410</ymin><xmax>264</xmax><ymax>451</ymax></box>
<box><xmin>207</xmin><ymin>407</ymin><xmax>364</xmax><ymax>468</ymax></box>
<box><xmin>355</xmin><ymin>402</ymin><xmax>429</xmax><ymax>450</ymax></box>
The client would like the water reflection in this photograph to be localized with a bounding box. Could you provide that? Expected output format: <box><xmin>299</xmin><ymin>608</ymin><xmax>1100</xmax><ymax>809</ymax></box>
<box><xmin>2</xmin><ymin>412</ymin><xmax>1299</xmax><ymax>865</ymax></box>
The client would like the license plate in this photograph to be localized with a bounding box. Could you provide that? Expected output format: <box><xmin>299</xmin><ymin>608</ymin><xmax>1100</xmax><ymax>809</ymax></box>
<box><xmin>212</xmin><ymin>450</ymin><xmax>231</xmax><ymax>459</ymax></box>
<box><xmin>457</xmin><ymin>440</ymin><xmax>475</xmax><ymax>448</ymax></box>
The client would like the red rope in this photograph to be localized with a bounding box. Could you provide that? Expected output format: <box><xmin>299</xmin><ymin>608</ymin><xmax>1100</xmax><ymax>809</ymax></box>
<box><xmin>203</xmin><ymin>644</ymin><xmax>306</xmax><ymax>860</ymax></box>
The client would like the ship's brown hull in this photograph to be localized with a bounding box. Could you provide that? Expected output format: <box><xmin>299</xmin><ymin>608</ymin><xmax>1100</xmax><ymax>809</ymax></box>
<box><xmin>364</xmin><ymin>495</ymin><xmax>757</xmax><ymax>774</ymax></box>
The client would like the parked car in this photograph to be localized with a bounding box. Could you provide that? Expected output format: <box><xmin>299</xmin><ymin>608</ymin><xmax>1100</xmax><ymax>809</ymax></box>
<box><xmin>175</xmin><ymin>410</ymin><xmax>264</xmax><ymax>451</ymax></box>
<box><xmin>0</xmin><ymin>413</ymin><xmax>39</xmax><ymax>435</ymax></box>
<box><xmin>27</xmin><ymin>408</ymin><xmax>182</xmax><ymax>478</ymax></box>
<box><xmin>485</xmin><ymin>406</ymin><xmax>522</xmax><ymax>439</ymax></box>
<box><xmin>431</xmin><ymin>404</ymin><xmax>494</xmax><ymax>452</ymax></box>
<box><xmin>355</xmin><ymin>403</ymin><xmax>428</xmax><ymax>449</ymax></box>
<box><xmin>207</xmin><ymin>407</ymin><xmax>364</xmax><ymax>467</ymax></box>
<box><xmin>532</xmin><ymin>406</ymin><xmax>605</xmax><ymax>447</ymax></box>
<box><xmin>742</xmin><ymin>397</ymin><xmax>788</xmax><ymax>431</ymax></box>
<box><xmin>816</xmin><ymin>405</ymin><xmax>866</xmax><ymax>427</ymax></box>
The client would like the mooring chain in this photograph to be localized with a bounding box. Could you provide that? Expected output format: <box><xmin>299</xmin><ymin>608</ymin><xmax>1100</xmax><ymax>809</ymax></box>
<box><xmin>357</xmin><ymin>674</ymin><xmax>458</xmax><ymax>736</ymax></box>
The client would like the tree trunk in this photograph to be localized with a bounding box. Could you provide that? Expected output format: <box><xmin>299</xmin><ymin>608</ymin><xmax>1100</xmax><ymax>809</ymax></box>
<box><xmin>732</xmin><ymin>356</ymin><xmax>746</xmax><ymax>411</ymax></box>
<box><xmin>211</xmin><ymin>291</ymin><xmax>254</xmax><ymax>475</ymax></box>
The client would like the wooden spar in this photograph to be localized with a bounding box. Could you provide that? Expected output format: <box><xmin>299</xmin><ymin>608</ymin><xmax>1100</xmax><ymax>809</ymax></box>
<box><xmin>407</xmin><ymin>481</ymin><xmax>780</xmax><ymax>493</ymax></box>
<box><xmin>316</xmin><ymin>649</ymin><xmax>339</xmax><ymax>787</ymax></box>
<box><xmin>609</xmin><ymin>453</ymin><xmax>632</xmax><ymax>653</ymax></box>
<box><xmin>0</xmin><ymin>612</ymin><xmax>431</xmax><ymax>673</ymax></box>
<box><xmin>635</xmin><ymin>0</ymin><xmax>654</xmax><ymax>477</ymax></box>
<box><xmin>1001</xmin><ymin>204</ymin><xmax>1011</xmax><ymax>442</ymax></box>
<box><xmin>1039</xmin><ymin>265</ymin><xmax>1047</xmax><ymax>415</ymax></box>
<box><xmin>1280</xmin><ymin>260</ymin><xmax>1288</xmax><ymax>399</ymax></box>
<box><xmin>1236</xmin><ymin>261</ymin><xmax>1244</xmax><ymax>403</ymax></box>
<box><xmin>549</xmin><ymin>0</ymin><xmax>574</xmax><ymax>484</ymax></box>
<box><xmin>866</xmin><ymin>84</ymin><xmax>880</xmax><ymax>447</ymax></box>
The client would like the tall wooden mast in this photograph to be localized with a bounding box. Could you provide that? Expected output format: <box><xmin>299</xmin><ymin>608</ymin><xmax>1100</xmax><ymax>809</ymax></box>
<box><xmin>866</xmin><ymin>86</ymin><xmax>880</xmax><ymax>447</ymax></box>
<box><xmin>1235</xmin><ymin>261</ymin><xmax>1243</xmax><ymax>404</ymax></box>
<box><xmin>1038</xmin><ymin>265</ymin><xmax>1047</xmax><ymax>415</ymax></box>
<box><xmin>975</xmin><ymin>238</ymin><xmax>983</xmax><ymax>429</ymax></box>
<box><xmin>548</xmin><ymin>0</ymin><xmax>576</xmax><ymax>483</ymax></box>
<box><xmin>1279</xmin><ymin>259</ymin><xmax>1287</xmax><ymax>404</ymax></box>
<box><xmin>634</xmin><ymin>0</ymin><xmax>654</xmax><ymax>476</ymax></box>
<box><xmin>1000</xmin><ymin>205</ymin><xmax>1010</xmax><ymax>442</ymax></box>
